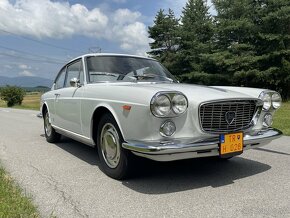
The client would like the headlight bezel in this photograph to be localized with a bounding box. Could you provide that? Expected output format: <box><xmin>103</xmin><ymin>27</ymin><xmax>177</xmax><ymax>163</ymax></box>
<box><xmin>258</xmin><ymin>91</ymin><xmax>282</xmax><ymax>111</ymax></box>
<box><xmin>150</xmin><ymin>92</ymin><xmax>188</xmax><ymax>118</ymax></box>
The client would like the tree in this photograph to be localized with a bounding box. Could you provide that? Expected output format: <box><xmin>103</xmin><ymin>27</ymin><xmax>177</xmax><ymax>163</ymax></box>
<box><xmin>211</xmin><ymin>0</ymin><xmax>290</xmax><ymax>99</ymax></box>
<box><xmin>0</xmin><ymin>86</ymin><xmax>25</xmax><ymax>107</ymax></box>
<box><xmin>179</xmin><ymin>0</ymin><xmax>218</xmax><ymax>84</ymax></box>
<box><xmin>209</xmin><ymin>0</ymin><xmax>258</xmax><ymax>83</ymax></box>
<box><xmin>147</xmin><ymin>0</ymin><xmax>290</xmax><ymax>98</ymax></box>
<box><xmin>147</xmin><ymin>9</ymin><xmax>181</xmax><ymax>74</ymax></box>
<box><xmin>252</xmin><ymin>0</ymin><xmax>290</xmax><ymax>99</ymax></box>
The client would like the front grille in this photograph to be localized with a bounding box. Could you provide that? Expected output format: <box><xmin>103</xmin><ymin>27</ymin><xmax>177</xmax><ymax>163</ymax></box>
<box><xmin>199</xmin><ymin>100</ymin><xmax>257</xmax><ymax>133</ymax></box>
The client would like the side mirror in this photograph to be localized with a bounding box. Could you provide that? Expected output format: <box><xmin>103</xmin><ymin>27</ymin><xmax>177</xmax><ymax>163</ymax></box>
<box><xmin>70</xmin><ymin>78</ymin><xmax>80</xmax><ymax>87</ymax></box>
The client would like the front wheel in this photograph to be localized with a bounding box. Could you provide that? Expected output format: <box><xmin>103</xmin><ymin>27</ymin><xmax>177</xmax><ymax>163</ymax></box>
<box><xmin>97</xmin><ymin>114</ymin><xmax>132</xmax><ymax>180</ymax></box>
<box><xmin>43</xmin><ymin>110</ymin><xmax>61</xmax><ymax>143</ymax></box>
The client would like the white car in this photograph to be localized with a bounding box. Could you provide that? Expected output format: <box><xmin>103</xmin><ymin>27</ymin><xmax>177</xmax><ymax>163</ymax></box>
<box><xmin>40</xmin><ymin>53</ymin><xmax>282</xmax><ymax>179</ymax></box>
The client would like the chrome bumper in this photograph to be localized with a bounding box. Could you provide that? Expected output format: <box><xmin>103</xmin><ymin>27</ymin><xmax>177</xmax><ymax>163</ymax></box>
<box><xmin>122</xmin><ymin>128</ymin><xmax>283</xmax><ymax>161</ymax></box>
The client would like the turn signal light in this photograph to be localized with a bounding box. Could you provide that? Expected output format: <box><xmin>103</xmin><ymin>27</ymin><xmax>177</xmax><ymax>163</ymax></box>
<box><xmin>122</xmin><ymin>105</ymin><xmax>132</xmax><ymax>111</ymax></box>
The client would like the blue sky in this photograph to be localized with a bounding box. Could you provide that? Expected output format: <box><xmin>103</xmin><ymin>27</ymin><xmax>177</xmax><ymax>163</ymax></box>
<box><xmin>0</xmin><ymin>0</ymin><xmax>213</xmax><ymax>79</ymax></box>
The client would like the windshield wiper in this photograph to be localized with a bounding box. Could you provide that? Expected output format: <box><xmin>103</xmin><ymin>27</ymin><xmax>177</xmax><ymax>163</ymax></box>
<box><xmin>130</xmin><ymin>74</ymin><xmax>174</xmax><ymax>82</ymax></box>
<box><xmin>90</xmin><ymin>72</ymin><xmax>175</xmax><ymax>83</ymax></box>
<box><xmin>90</xmin><ymin>72</ymin><xmax>118</xmax><ymax>77</ymax></box>
<box><xmin>130</xmin><ymin>74</ymin><xmax>156</xmax><ymax>80</ymax></box>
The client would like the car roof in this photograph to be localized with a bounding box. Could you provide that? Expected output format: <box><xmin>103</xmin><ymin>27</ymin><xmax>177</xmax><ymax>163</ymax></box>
<box><xmin>68</xmin><ymin>53</ymin><xmax>156</xmax><ymax>63</ymax></box>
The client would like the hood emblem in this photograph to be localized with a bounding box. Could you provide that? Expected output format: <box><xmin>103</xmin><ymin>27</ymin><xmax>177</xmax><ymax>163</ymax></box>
<box><xmin>225</xmin><ymin>111</ymin><xmax>236</xmax><ymax>125</ymax></box>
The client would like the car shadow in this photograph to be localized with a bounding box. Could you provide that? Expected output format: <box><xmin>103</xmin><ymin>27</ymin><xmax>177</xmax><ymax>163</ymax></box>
<box><xmin>50</xmin><ymin>136</ymin><xmax>271</xmax><ymax>195</ymax></box>
<box><xmin>123</xmin><ymin>157</ymin><xmax>271</xmax><ymax>194</ymax></box>
<box><xmin>52</xmin><ymin>136</ymin><xmax>99</xmax><ymax>165</ymax></box>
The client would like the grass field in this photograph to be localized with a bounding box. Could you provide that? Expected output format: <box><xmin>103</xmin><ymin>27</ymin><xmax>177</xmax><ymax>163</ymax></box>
<box><xmin>0</xmin><ymin>166</ymin><xmax>39</xmax><ymax>217</ymax></box>
<box><xmin>0</xmin><ymin>92</ymin><xmax>41</xmax><ymax>110</ymax></box>
<box><xmin>273</xmin><ymin>101</ymin><xmax>290</xmax><ymax>136</ymax></box>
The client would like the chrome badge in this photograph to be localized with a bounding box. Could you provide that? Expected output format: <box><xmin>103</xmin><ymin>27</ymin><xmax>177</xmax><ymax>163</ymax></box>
<box><xmin>225</xmin><ymin>111</ymin><xmax>236</xmax><ymax>125</ymax></box>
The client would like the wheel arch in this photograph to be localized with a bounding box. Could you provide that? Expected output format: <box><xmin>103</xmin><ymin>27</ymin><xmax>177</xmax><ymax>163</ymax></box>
<box><xmin>42</xmin><ymin>102</ymin><xmax>49</xmax><ymax>116</ymax></box>
<box><xmin>91</xmin><ymin>105</ymin><xmax>125</xmax><ymax>147</ymax></box>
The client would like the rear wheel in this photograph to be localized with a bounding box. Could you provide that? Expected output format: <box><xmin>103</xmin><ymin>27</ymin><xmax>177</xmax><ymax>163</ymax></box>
<box><xmin>43</xmin><ymin>110</ymin><xmax>61</xmax><ymax>143</ymax></box>
<box><xmin>97</xmin><ymin>113</ymin><xmax>131</xmax><ymax>180</ymax></box>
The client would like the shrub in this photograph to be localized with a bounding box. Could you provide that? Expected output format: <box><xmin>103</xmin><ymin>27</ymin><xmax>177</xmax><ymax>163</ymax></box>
<box><xmin>0</xmin><ymin>86</ymin><xmax>25</xmax><ymax>107</ymax></box>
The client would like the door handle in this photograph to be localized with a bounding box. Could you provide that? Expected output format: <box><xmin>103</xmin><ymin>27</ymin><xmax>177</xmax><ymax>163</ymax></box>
<box><xmin>55</xmin><ymin>93</ymin><xmax>60</xmax><ymax>96</ymax></box>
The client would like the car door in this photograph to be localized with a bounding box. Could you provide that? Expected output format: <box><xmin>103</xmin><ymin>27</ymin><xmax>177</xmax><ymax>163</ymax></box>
<box><xmin>54</xmin><ymin>59</ymin><xmax>84</xmax><ymax>134</ymax></box>
<box><xmin>46</xmin><ymin>66</ymin><xmax>66</xmax><ymax>126</ymax></box>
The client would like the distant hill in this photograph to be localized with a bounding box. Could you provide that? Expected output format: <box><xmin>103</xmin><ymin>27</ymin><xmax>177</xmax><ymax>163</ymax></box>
<box><xmin>0</xmin><ymin>76</ymin><xmax>53</xmax><ymax>87</ymax></box>
<box><xmin>23</xmin><ymin>86</ymin><xmax>51</xmax><ymax>92</ymax></box>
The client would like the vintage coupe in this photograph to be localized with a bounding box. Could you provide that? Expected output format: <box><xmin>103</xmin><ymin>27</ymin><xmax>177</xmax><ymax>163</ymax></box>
<box><xmin>40</xmin><ymin>53</ymin><xmax>282</xmax><ymax>179</ymax></box>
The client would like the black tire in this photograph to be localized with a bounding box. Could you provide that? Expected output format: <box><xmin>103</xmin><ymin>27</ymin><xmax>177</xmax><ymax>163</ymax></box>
<box><xmin>43</xmin><ymin>109</ymin><xmax>61</xmax><ymax>143</ymax></box>
<box><xmin>97</xmin><ymin>113</ymin><xmax>132</xmax><ymax>180</ymax></box>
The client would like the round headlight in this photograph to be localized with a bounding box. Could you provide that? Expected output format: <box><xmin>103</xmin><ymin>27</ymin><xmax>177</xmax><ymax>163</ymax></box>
<box><xmin>151</xmin><ymin>94</ymin><xmax>171</xmax><ymax>117</ymax></box>
<box><xmin>259</xmin><ymin>93</ymin><xmax>271</xmax><ymax>111</ymax></box>
<box><xmin>172</xmin><ymin>94</ymin><xmax>188</xmax><ymax>115</ymax></box>
<box><xmin>272</xmin><ymin>93</ymin><xmax>282</xmax><ymax>109</ymax></box>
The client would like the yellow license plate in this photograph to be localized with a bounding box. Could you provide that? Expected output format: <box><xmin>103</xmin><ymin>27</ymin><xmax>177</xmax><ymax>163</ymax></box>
<box><xmin>220</xmin><ymin>132</ymin><xmax>243</xmax><ymax>157</ymax></box>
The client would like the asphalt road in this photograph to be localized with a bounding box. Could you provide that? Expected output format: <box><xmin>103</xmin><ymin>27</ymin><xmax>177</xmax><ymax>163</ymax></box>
<box><xmin>0</xmin><ymin>108</ymin><xmax>290</xmax><ymax>218</ymax></box>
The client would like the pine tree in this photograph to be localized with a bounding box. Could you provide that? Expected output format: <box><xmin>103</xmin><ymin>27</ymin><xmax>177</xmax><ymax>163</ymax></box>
<box><xmin>209</xmin><ymin>0</ymin><xmax>258</xmax><ymax>85</ymax></box>
<box><xmin>211</xmin><ymin>0</ymin><xmax>290</xmax><ymax>98</ymax></box>
<box><xmin>147</xmin><ymin>0</ymin><xmax>290</xmax><ymax>98</ymax></box>
<box><xmin>253</xmin><ymin>0</ymin><xmax>290</xmax><ymax>99</ymax></box>
<box><xmin>147</xmin><ymin>9</ymin><xmax>180</xmax><ymax>74</ymax></box>
<box><xmin>148</xmin><ymin>9</ymin><xmax>167</xmax><ymax>57</ymax></box>
<box><xmin>179</xmin><ymin>0</ymin><xmax>218</xmax><ymax>84</ymax></box>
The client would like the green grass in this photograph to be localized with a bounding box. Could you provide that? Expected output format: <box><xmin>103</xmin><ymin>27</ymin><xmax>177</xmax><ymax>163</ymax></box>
<box><xmin>273</xmin><ymin>101</ymin><xmax>290</xmax><ymax>136</ymax></box>
<box><xmin>0</xmin><ymin>166</ymin><xmax>39</xmax><ymax>217</ymax></box>
<box><xmin>0</xmin><ymin>92</ymin><xmax>41</xmax><ymax>110</ymax></box>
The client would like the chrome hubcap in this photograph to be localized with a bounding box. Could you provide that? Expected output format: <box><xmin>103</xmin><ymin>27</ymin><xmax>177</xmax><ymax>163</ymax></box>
<box><xmin>44</xmin><ymin>112</ymin><xmax>52</xmax><ymax>137</ymax></box>
<box><xmin>100</xmin><ymin>123</ymin><xmax>121</xmax><ymax>168</ymax></box>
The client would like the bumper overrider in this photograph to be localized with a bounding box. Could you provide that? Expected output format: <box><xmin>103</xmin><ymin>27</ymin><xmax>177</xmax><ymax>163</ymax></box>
<box><xmin>122</xmin><ymin>128</ymin><xmax>282</xmax><ymax>161</ymax></box>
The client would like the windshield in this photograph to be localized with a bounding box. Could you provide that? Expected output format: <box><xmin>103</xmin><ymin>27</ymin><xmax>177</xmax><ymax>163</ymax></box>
<box><xmin>86</xmin><ymin>56</ymin><xmax>178</xmax><ymax>83</ymax></box>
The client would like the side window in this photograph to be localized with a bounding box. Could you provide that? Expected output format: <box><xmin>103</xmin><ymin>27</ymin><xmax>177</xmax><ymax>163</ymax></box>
<box><xmin>65</xmin><ymin>60</ymin><xmax>81</xmax><ymax>87</ymax></box>
<box><xmin>55</xmin><ymin>68</ymin><xmax>66</xmax><ymax>89</ymax></box>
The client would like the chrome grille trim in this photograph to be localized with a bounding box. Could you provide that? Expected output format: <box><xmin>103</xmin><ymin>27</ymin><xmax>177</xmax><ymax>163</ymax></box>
<box><xmin>199</xmin><ymin>99</ymin><xmax>260</xmax><ymax>133</ymax></box>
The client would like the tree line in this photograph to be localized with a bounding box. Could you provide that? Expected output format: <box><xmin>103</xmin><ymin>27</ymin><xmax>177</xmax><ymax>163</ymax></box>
<box><xmin>148</xmin><ymin>0</ymin><xmax>290</xmax><ymax>99</ymax></box>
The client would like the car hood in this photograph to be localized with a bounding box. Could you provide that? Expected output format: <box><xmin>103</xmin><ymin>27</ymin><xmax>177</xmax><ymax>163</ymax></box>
<box><xmin>83</xmin><ymin>82</ymin><xmax>262</xmax><ymax>107</ymax></box>
<box><xmin>124</xmin><ymin>83</ymin><xmax>258</xmax><ymax>103</ymax></box>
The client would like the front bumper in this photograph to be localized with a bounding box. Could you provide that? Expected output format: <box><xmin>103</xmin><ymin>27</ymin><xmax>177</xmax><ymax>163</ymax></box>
<box><xmin>122</xmin><ymin>128</ymin><xmax>282</xmax><ymax>161</ymax></box>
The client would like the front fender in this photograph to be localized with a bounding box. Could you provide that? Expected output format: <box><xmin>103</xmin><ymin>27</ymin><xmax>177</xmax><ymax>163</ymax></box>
<box><xmin>89</xmin><ymin>103</ymin><xmax>125</xmax><ymax>144</ymax></box>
